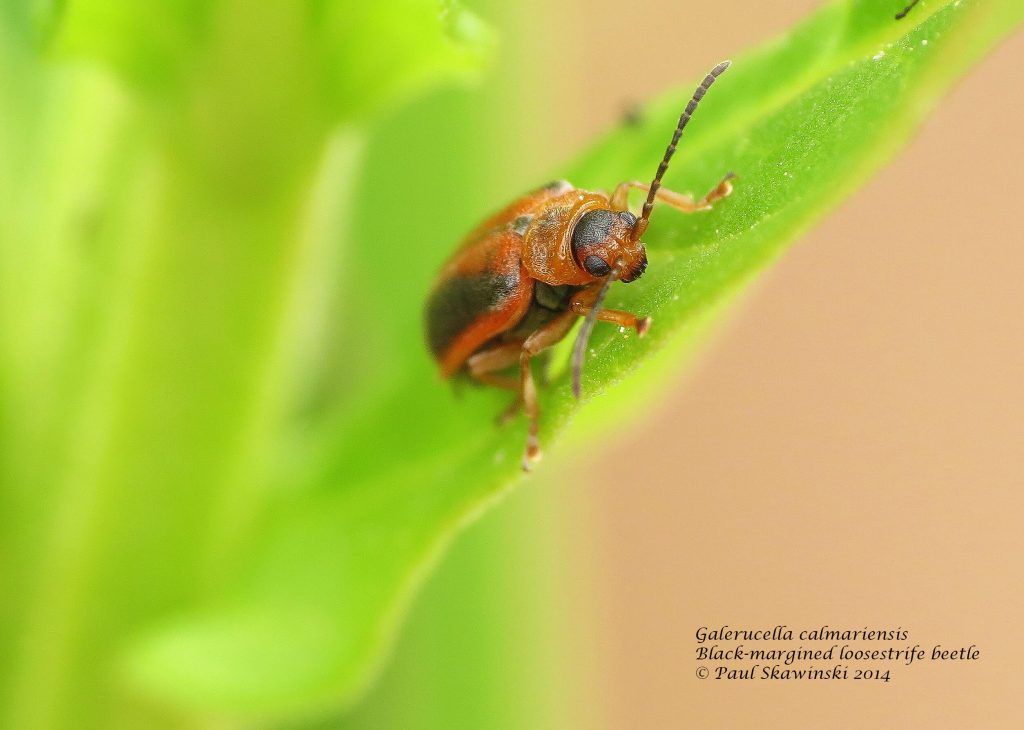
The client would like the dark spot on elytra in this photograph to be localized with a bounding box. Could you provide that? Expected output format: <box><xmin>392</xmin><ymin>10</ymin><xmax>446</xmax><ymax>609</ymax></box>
<box><xmin>511</xmin><ymin>215</ymin><xmax>532</xmax><ymax>236</ymax></box>
<box><xmin>425</xmin><ymin>271</ymin><xmax>520</xmax><ymax>356</ymax></box>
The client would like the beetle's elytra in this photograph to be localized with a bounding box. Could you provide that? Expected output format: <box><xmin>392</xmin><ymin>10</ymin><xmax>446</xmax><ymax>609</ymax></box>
<box><xmin>426</xmin><ymin>61</ymin><xmax>735</xmax><ymax>470</ymax></box>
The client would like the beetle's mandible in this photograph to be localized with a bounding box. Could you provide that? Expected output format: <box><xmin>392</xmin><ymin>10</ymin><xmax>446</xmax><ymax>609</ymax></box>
<box><xmin>425</xmin><ymin>61</ymin><xmax>735</xmax><ymax>470</ymax></box>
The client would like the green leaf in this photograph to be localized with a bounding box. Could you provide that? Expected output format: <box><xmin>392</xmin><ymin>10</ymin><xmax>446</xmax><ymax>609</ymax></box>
<box><xmin>121</xmin><ymin>0</ymin><xmax>1024</xmax><ymax>721</ymax></box>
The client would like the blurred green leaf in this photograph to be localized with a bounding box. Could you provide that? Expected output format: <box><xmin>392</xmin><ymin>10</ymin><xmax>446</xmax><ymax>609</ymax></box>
<box><xmin>53</xmin><ymin>0</ymin><xmax>209</xmax><ymax>90</ymax></box>
<box><xmin>311</xmin><ymin>0</ymin><xmax>495</xmax><ymax>121</ymax></box>
<box><xmin>50</xmin><ymin>0</ymin><xmax>492</xmax><ymax>124</ymax></box>
<box><xmin>119</xmin><ymin>0</ymin><xmax>1023</xmax><ymax>721</ymax></box>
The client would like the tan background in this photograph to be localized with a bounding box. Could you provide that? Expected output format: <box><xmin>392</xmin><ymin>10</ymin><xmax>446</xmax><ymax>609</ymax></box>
<box><xmin>533</xmin><ymin>1</ymin><xmax>1024</xmax><ymax>727</ymax></box>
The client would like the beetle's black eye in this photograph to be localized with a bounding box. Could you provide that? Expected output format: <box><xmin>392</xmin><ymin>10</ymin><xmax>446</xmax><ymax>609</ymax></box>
<box><xmin>619</xmin><ymin>210</ymin><xmax>637</xmax><ymax>226</ymax></box>
<box><xmin>583</xmin><ymin>254</ymin><xmax>611</xmax><ymax>277</ymax></box>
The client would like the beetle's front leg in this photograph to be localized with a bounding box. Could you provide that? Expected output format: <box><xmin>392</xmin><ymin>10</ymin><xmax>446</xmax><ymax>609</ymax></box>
<box><xmin>609</xmin><ymin>172</ymin><xmax>735</xmax><ymax>213</ymax></box>
<box><xmin>518</xmin><ymin>311</ymin><xmax>579</xmax><ymax>469</ymax></box>
<box><xmin>569</xmin><ymin>289</ymin><xmax>652</xmax><ymax>337</ymax></box>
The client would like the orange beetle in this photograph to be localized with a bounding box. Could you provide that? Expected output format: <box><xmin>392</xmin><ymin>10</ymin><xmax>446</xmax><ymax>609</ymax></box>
<box><xmin>426</xmin><ymin>61</ymin><xmax>735</xmax><ymax>469</ymax></box>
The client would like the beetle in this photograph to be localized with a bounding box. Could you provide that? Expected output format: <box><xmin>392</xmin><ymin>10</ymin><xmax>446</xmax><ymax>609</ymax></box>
<box><xmin>425</xmin><ymin>61</ymin><xmax>735</xmax><ymax>470</ymax></box>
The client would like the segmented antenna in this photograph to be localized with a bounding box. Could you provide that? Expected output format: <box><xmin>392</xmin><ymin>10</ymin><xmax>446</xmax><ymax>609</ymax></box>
<box><xmin>895</xmin><ymin>0</ymin><xmax>920</xmax><ymax>20</ymax></box>
<box><xmin>571</xmin><ymin>261</ymin><xmax>621</xmax><ymax>399</ymax></box>
<box><xmin>635</xmin><ymin>60</ymin><xmax>731</xmax><ymax>240</ymax></box>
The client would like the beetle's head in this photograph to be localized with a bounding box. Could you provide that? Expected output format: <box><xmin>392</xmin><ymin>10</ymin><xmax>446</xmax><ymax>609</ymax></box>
<box><xmin>570</xmin><ymin>208</ymin><xmax>648</xmax><ymax>283</ymax></box>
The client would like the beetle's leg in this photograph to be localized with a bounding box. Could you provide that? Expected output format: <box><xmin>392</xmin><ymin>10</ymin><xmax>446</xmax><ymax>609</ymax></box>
<box><xmin>609</xmin><ymin>172</ymin><xmax>735</xmax><ymax>213</ymax></box>
<box><xmin>472</xmin><ymin>372</ymin><xmax>519</xmax><ymax>390</ymax></box>
<box><xmin>570</xmin><ymin>301</ymin><xmax>651</xmax><ymax>337</ymax></box>
<box><xmin>467</xmin><ymin>341</ymin><xmax>526</xmax><ymax>423</ymax></box>
<box><xmin>467</xmin><ymin>341</ymin><xmax>522</xmax><ymax>389</ymax></box>
<box><xmin>569</xmin><ymin>288</ymin><xmax>652</xmax><ymax>336</ymax></box>
<box><xmin>519</xmin><ymin>312</ymin><xmax>579</xmax><ymax>469</ymax></box>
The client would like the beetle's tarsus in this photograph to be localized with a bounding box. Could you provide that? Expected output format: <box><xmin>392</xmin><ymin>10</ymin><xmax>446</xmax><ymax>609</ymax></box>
<box><xmin>521</xmin><ymin>438</ymin><xmax>541</xmax><ymax>471</ymax></box>
<box><xmin>711</xmin><ymin>173</ymin><xmax>735</xmax><ymax>202</ymax></box>
<box><xmin>636</xmin><ymin>316</ymin><xmax>653</xmax><ymax>337</ymax></box>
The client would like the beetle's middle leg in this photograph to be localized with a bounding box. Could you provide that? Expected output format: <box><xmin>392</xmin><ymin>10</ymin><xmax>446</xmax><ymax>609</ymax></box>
<box><xmin>609</xmin><ymin>172</ymin><xmax>734</xmax><ymax>213</ymax></box>
<box><xmin>518</xmin><ymin>311</ymin><xmax>579</xmax><ymax>469</ymax></box>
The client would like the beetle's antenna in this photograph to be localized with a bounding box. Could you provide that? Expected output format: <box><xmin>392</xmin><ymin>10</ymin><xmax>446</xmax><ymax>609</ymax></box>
<box><xmin>634</xmin><ymin>60</ymin><xmax>731</xmax><ymax>240</ymax></box>
<box><xmin>895</xmin><ymin>0</ymin><xmax>920</xmax><ymax>19</ymax></box>
<box><xmin>571</xmin><ymin>261</ymin><xmax>622</xmax><ymax>399</ymax></box>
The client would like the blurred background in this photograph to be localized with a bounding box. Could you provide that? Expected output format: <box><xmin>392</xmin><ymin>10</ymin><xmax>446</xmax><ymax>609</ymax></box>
<box><xmin>1</xmin><ymin>1</ymin><xmax>1021</xmax><ymax>728</ymax></box>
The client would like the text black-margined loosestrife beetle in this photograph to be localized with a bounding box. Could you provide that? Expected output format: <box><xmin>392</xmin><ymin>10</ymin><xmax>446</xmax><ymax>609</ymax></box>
<box><xmin>426</xmin><ymin>61</ymin><xmax>735</xmax><ymax>470</ymax></box>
